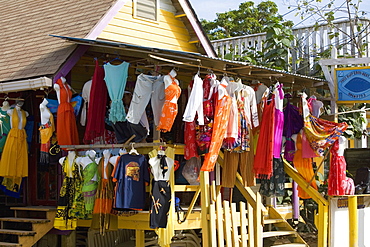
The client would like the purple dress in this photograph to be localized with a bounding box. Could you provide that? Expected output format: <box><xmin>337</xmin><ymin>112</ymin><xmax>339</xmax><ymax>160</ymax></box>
<box><xmin>283</xmin><ymin>99</ymin><xmax>303</xmax><ymax>161</ymax></box>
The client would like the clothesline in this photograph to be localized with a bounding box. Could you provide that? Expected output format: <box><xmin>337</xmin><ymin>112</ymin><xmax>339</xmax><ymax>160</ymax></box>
<box><xmin>59</xmin><ymin>141</ymin><xmax>166</xmax><ymax>151</ymax></box>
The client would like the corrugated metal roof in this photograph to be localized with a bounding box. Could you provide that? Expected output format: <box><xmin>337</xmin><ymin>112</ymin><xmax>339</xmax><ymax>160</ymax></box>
<box><xmin>51</xmin><ymin>34</ymin><xmax>327</xmax><ymax>89</ymax></box>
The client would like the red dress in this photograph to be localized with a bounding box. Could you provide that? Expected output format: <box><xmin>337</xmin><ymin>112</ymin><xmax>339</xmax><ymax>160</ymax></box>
<box><xmin>56</xmin><ymin>78</ymin><xmax>79</xmax><ymax>145</ymax></box>
<box><xmin>84</xmin><ymin>59</ymin><xmax>108</xmax><ymax>143</ymax></box>
<box><xmin>253</xmin><ymin>96</ymin><xmax>275</xmax><ymax>179</ymax></box>
<box><xmin>328</xmin><ymin>138</ymin><xmax>347</xmax><ymax>196</ymax></box>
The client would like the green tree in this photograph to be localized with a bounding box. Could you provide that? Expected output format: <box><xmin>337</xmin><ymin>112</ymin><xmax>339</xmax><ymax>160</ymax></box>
<box><xmin>201</xmin><ymin>1</ymin><xmax>291</xmax><ymax>40</ymax></box>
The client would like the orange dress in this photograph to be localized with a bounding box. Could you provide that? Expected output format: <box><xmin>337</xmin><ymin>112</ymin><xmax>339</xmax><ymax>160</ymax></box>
<box><xmin>293</xmin><ymin>132</ymin><xmax>318</xmax><ymax>199</ymax></box>
<box><xmin>56</xmin><ymin>78</ymin><xmax>79</xmax><ymax>145</ymax></box>
<box><xmin>157</xmin><ymin>76</ymin><xmax>181</xmax><ymax>132</ymax></box>
<box><xmin>201</xmin><ymin>83</ymin><xmax>232</xmax><ymax>171</ymax></box>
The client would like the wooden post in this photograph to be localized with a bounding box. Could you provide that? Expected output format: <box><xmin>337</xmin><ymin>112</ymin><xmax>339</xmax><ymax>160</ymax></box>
<box><xmin>231</xmin><ymin>203</ymin><xmax>239</xmax><ymax>246</ymax></box>
<box><xmin>317</xmin><ymin>203</ymin><xmax>329</xmax><ymax>247</ymax></box>
<box><xmin>209</xmin><ymin>203</ymin><xmax>217</xmax><ymax>247</ymax></box>
<box><xmin>348</xmin><ymin>196</ymin><xmax>358</xmax><ymax>247</ymax></box>
<box><xmin>223</xmin><ymin>200</ymin><xmax>233</xmax><ymax>247</ymax></box>
<box><xmin>253</xmin><ymin>192</ymin><xmax>262</xmax><ymax>247</ymax></box>
<box><xmin>135</xmin><ymin>230</ymin><xmax>145</xmax><ymax>247</ymax></box>
<box><xmin>61</xmin><ymin>230</ymin><xmax>76</xmax><ymax>247</ymax></box>
<box><xmin>247</xmin><ymin>202</ymin><xmax>254</xmax><ymax>247</ymax></box>
<box><xmin>200</xmin><ymin>171</ymin><xmax>210</xmax><ymax>247</ymax></box>
<box><xmin>240</xmin><ymin>202</ymin><xmax>248</xmax><ymax>247</ymax></box>
<box><xmin>216</xmin><ymin>187</ymin><xmax>225</xmax><ymax>247</ymax></box>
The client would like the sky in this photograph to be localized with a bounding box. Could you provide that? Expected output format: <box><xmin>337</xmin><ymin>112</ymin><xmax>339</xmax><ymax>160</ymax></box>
<box><xmin>188</xmin><ymin>0</ymin><xmax>370</xmax><ymax>28</ymax></box>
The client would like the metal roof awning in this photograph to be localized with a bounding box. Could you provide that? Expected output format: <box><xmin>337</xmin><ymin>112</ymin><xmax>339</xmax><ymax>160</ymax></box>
<box><xmin>50</xmin><ymin>35</ymin><xmax>327</xmax><ymax>91</ymax></box>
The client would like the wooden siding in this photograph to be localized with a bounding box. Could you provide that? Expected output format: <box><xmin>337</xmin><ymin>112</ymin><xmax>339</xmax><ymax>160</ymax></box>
<box><xmin>98</xmin><ymin>0</ymin><xmax>199</xmax><ymax>52</ymax></box>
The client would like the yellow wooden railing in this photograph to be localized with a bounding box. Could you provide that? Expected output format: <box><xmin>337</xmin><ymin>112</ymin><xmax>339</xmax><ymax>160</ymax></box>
<box><xmin>283</xmin><ymin>158</ymin><xmax>329</xmax><ymax>247</ymax></box>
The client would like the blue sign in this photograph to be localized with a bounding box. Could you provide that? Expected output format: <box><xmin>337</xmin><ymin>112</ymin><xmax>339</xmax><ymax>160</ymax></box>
<box><xmin>336</xmin><ymin>66</ymin><xmax>370</xmax><ymax>102</ymax></box>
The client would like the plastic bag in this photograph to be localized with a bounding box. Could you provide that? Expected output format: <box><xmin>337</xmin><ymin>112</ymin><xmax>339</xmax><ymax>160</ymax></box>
<box><xmin>182</xmin><ymin>157</ymin><xmax>201</xmax><ymax>185</ymax></box>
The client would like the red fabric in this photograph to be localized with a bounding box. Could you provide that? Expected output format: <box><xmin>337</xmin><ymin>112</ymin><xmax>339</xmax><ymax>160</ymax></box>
<box><xmin>56</xmin><ymin>79</ymin><xmax>79</xmax><ymax>145</ymax></box>
<box><xmin>328</xmin><ymin>140</ymin><xmax>347</xmax><ymax>196</ymax></box>
<box><xmin>184</xmin><ymin>121</ymin><xmax>199</xmax><ymax>160</ymax></box>
<box><xmin>253</xmin><ymin>97</ymin><xmax>275</xmax><ymax>179</ymax></box>
<box><xmin>84</xmin><ymin>60</ymin><xmax>108</xmax><ymax>143</ymax></box>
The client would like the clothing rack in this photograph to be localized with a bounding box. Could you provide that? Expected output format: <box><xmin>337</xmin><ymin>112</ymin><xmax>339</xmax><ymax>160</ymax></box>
<box><xmin>59</xmin><ymin>142</ymin><xmax>166</xmax><ymax>151</ymax></box>
<box><xmin>0</xmin><ymin>97</ymin><xmax>25</xmax><ymax>101</ymax></box>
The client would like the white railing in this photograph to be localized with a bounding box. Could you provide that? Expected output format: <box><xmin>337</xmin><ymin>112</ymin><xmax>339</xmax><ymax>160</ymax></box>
<box><xmin>211</xmin><ymin>19</ymin><xmax>370</xmax><ymax>74</ymax></box>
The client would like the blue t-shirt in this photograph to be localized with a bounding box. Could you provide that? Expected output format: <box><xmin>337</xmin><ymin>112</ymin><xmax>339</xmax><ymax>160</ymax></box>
<box><xmin>113</xmin><ymin>154</ymin><xmax>149</xmax><ymax>210</ymax></box>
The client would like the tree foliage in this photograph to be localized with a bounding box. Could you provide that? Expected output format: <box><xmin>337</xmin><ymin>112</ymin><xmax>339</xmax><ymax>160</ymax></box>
<box><xmin>201</xmin><ymin>1</ymin><xmax>291</xmax><ymax>40</ymax></box>
<box><xmin>294</xmin><ymin>0</ymin><xmax>369</xmax><ymax>57</ymax></box>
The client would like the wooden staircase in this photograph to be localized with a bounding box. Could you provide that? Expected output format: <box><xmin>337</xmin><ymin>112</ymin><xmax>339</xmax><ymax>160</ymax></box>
<box><xmin>262</xmin><ymin>207</ymin><xmax>307</xmax><ymax>247</ymax></box>
<box><xmin>0</xmin><ymin>206</ymin><xmax>56</xmax><ymax>247</ymax></box>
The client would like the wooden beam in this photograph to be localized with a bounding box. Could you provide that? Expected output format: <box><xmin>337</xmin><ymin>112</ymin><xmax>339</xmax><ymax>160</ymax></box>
<box><xmin>189</xmin><ymin>37</ymin><xmax>200</xmax><ymax>44</ymax></box>
<box><xmin>175</xmin><ymin>11</ymin><xmax>186</xmax><ymax>18</ymax></box>
<box><xmin>200</xmin><ymin>171</ymin><xmax>210</xmax><ymax>247</ymax></box>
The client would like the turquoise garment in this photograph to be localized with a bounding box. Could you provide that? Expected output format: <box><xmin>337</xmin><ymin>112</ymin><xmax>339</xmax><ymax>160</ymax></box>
<box><xmin>0</xmin><ymin>109</ymin><xmax>11</xmax><ymax>153</ymax></box>
<box><xmin>104</xmin><ymin>62</ymin><xmax>130</xmax><ymax>123</ymax></box>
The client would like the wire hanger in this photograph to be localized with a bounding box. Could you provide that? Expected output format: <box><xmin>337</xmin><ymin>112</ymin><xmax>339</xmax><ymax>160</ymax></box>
<box><xmin>129</xmin><ymin>143</ymin><xmax>139</xmax><ymax>155</ymax></box>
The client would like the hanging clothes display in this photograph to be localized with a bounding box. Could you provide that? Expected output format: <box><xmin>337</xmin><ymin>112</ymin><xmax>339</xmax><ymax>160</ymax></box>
<box><xmin>104</xmin><ymin>61</ymin><xmax>130</xmax><ymax>124</ymax></box>
<box><xmin>112</xmin><ymin>152</ymin><xmax>149</xmax><ymax>210</ymax></box>
<box><xmin>292</xmin><ymin>132</ymin><xmax>318</xmax><ymax>199</ymax></box>
<box><xmin>201</xmin><ymin>78</ymin><xmax>231</xmax><ymax>171</ymax></box>
<box><xmin>0</xmin><ymin>101</ymin><xmax>11</xmax><ymax>153</ymax></box>
<box><xmin>259</xmin><ymin>158</ymin><xmax>285</xmax><ymax>197</ymax></box>
<box><xmin>328</xmin><ymin>136</ymin><xmax>347</xmax><ymax>196</ymax></box>
<box><xmin>183</xmin><ymin>75</ymin><xmax>203</xmax><ymax>160</ymax></box>
<box><xmin>91</xmin><ymin>150</ymin><xmax>118</xmax><ymax>233</ymax></box>
<box><xmin>54</xmin><ymin>77</ymin><xmax>79</xmax><ymax>145</ymax></box>
<box><xmin>157</xmin><ymin>71</ymin><xmax>182</xmax><ymax>132</ymax></box>
<box><xmin>126</xmin><ymin>74</ymin><xmax>165</xmax><ymax>126</ymax></box>
<box><xmin>283</xmin><ymin>96</ymin><xmax>303</xmax><ymax>162</ymax></box>
<box><xmin>196</xmin><ymin>74</ymin><xmax>216</xmax><ymax>155</ymax></box>
<box><xmin>54</xmin><ymin>151</ymin><xmax>79</xmax><ymax>230</ymax></box>
<box><xmin>253</xmin><ymin>94</ymin><xmax>275</xmax><ymax>179</ymax></box>
<box><xmin>273</xmin><ymin>82</ymin><xmax>284</xmax><ymax>158</ymax></box>
<box><xmin>80</xmin><ymin>151</ymin><xmax>99</xmax><ymax>216</ymax></box>
<box><xmin>80</xmin><ymin>79</ymin><xmax>92</xmax><ymax>126</ymax></box>
<box><xmin>84</xmin><ymin>59</ymin><xmax>108</xmax><ymax>143</ymax></box>
<box><xmin>0</xmin><ymin>102</ymin><xmax>28</xmax><ymax>193</ymax></box>
<box><xmin>302</xmin><ymin>93</ymin><xmax>348</xmax><ymax>156</ymax></box>
<box><xmin>39</xmin><ymin>101</ymin><xmax>55</xmax><ymax>170</ymax></box>
<box><xmin>149</xmin><ymin>148</ymin><xmax>174</xmax><ymax>229</ymax></box>
<box><xmin>148</xmin><ymin>146</ymin><xmax>176</xmax><ymax>247</ymax></box>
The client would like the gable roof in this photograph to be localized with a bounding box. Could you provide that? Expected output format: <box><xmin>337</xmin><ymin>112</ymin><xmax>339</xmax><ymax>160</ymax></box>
<box><xmin>0</xmin><ymin>0</ymin><xmax>215</xmax><ymax>84</ymax></box>
<box><xmin>0</xmin><ymin>0</ymin><xmax>117</xmax><ymax>83</ymax></box>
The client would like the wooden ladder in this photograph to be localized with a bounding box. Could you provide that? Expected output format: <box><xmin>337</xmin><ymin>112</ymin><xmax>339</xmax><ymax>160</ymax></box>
<box><xmin>0</xmin><ymin>206</ymin><xmax>56</xmax><ymax>247</ymax></box>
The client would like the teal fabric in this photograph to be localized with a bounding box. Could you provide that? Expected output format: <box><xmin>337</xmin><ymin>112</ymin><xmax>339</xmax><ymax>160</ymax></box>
<box><xmin>104</xmin><ymin>62</ymin><xmax>130</xmax><ymax>123</ymax></box>
<box><xmin>0</xmin><ymin>109</ymin><xmax>11</xmax><ymax>153</ymax></box>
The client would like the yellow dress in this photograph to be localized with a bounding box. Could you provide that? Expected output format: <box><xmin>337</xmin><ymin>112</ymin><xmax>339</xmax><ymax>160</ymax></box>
<box><xmin>0</xmin><ymin>108</ymin><xmax>28</xmax><ymax>193</ymax></box>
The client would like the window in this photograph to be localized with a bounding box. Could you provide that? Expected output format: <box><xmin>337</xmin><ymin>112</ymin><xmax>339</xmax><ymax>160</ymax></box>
<box><xmin>134</xmin><ymin>0</ymin><xmax>158</xmax><ymax>21</ymax></box>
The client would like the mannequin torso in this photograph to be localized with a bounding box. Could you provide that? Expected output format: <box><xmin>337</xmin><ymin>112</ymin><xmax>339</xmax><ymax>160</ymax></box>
<box><xmin>40</xmin><ymin>98</ymin><xmax>51</xmax><ymax>125</ymax></box>
<box><xmin>54</xmin><ymin>77</ymin><xmax>69</xmax><ymax>104</ymax></box>
<box><xmin>8</xmin><ymin>104</ymin><xmax>29</xmax><ymax>129</ymax></box>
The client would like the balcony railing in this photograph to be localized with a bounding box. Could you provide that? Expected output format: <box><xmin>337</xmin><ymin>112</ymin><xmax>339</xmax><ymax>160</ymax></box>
<box><xmin>211</xmin><ymin>19</ymin><xmax>370</xmax><ymax>74</ymax></box>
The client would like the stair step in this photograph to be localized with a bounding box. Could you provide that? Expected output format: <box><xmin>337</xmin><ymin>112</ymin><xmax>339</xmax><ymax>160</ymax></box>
<box><xmin>272</xmin><ymin>244</ymin><xmax>307</xmax><ymax>247</ymax></box>
<box><xmin>264</xmin><ymin>218</ymin><xmax>285</xmax><ymax>224</ymax></box>
<box><xmin>0</xmin><ymin>242</ymin><xmax>22</xmax><ymax>246</ymax></box>
<box><xmin>0</xmin><ymin>229</ymin><xmax>36</xmax><ymax>236</ymax></box>
<box><xmin>263</xmin><ymin>231</ymin><xmax>297</xmax><ymax>238</ymax></box>
<box><xmin>0</xmin><ymin>218</ymin><xmax>50</xmax><ymax>223</ymax></box>
<box><xmin>10</xmin><ymin>206</ymin><xmax>56</xmax><ymax>212</ymax></box>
